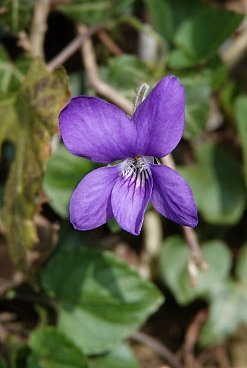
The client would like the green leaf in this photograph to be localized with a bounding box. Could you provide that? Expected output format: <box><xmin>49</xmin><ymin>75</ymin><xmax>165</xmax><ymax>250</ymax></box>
<box><xmin>143</xmin><ymin>0</ymin><xmax>173</xmax><ymax>42</ymax></box>
<box><xmin>69</xmin><ymin>73</ymin><xmax>85</xmax><ymax>97</ymax></box>
<box><xmin>0</xmin><ymin>0</ymin><xmax>35</xmax><ymax>34</ymax></box>
<box><xmin>167</xmin><ymin>49</ymin><xmax>198</xmax><ymax>69</ymax></box>
<box><xmin>41</xmin><ymin>245</ymin><xmax>164</xmax><ymax>354</ymax></box>
<box><xmin>2</xmin><ymin>61</ymin><xmax>70</xmax><ymax>272</ymax></box>
<box><xmin>179</xmin><ymin>142</ymin><xmax>246</xmax><ymax>224</ymax></box>
<box><xmin>174</xmin><ymin>7</ymin><xmax>243</xmax><ymax>62</ymax></box>
<box><xmin>0</xmin><ymin>185</ymin><xmax>3</xmax><ymax>209</ymax></box>
<box><xmin>219</xmin><ymin>81</ymin><xmax>239</xmax><ymax>118</ymax></box>
<box><xmin>165</xmin><ymin>0</ymin><xmax>203</xmax><ymax>28</ymax></box>
<box><xmin>0</xmin><ymin>47</ymin><xmax>24</xmax><ymax>96</ymax></box>
<box><xmin>0</xmin><ymin>97</ymin><xmax>19</xmax><ymax>156</ymax></box>
<box><xmin>88</xmin><ymin>343</ymin><xmax>139</xmax><ymax>368</ymax></box>
<box><xmin>235</xmin><ymin>95</ymin><xmax>247</xmax><ymax>186</ymax></box>
<box><xmin>236</xmin><ymin>243</ymin><xmax>247</xmax><ymax>286</ymax></box>
<box><xmin>0</xmin><ymin>47</ymin><xmax>31</xmax><ymax>97</ymax></box>
<box><xmin>107</xmin><ymin>218</ymin><xmax>122</xmax><ymax>234</ymax></box>
<box><xmin>0</xmin><ymin>360</ymin><xmax>6</xmax><ymax>368</ymax></box>
<box><xmin>28</xmin><ymin>327</ymin><xmax>88</xmax><ymax>368</ymax></box>
<box><xmin>8</xmin><ymin>343</ymin><xmax>29</xmax><ymax>368</ymax></box>
<box><xmin>200</xmin><ymin>282</ymin><xmax>247</xmax><ymax>346</ymax></box>
<box><xmin>159</xmin><ymin>236</ymin><xmax>231</xmax><ymax>304</ymax></box>
<box><xmin>100</xmin><ymin>55</ymin><xmax>151</xmax><ymax>101</ymax></box>
<box><xmin>182</xmin><ymin>75</ymin><xmax>211</xmax><ymax>139</ymax></box>
<box><xmin>145</xmin><ymin>0</ymin><xmax>203</xmax><ymax>44</ymax></box>
<box><xmin>200</xmin><ymin>243</ymin><xmax>247</xmax><ymax>346</ymax></box>
<box><xmin>44</xmin><ymin>144</ymin><xmax>96</xmax><ymax>218</ymax></box>
<box><xmin>201</xmin><ymin>57</ymin><xmax>227</xmax><ymax>92</ymax></box>
<box><xmin>58</xmin><ymin>0</ymin><xmax>134</xmax><ymax>26</ymax></box>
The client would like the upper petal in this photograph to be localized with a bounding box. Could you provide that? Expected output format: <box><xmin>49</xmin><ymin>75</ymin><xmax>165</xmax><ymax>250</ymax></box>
<box><xmin>59</xmin><ymin>96</ymin><xmax>137</xmax><ymax>164</ymax></box>
<box><xmin>132</xmin><ymin>76</ymin><xmax>185</xmax><ymax>157</ymax></box>
<box><xmin>70</xmin><ymin>166</ymin><xmax>118</xmax><ymax>231</ymax></box>
<box><xmin>150</xmin><ymin>164</ymin><xmax>198</xmax><ymax>227</ymax></box>
<box><xmin>111</xmin><ymin>163</ymin><xmax>153</xmax><ymax>235</ymax></box>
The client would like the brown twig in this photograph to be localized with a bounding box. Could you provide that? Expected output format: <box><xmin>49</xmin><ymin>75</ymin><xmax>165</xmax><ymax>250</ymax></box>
<box><xmin>141</xmin><ymin>211</ymin><xmax>163</xmax><ymax>278</ymax></box>
<box><xmin>161</xmin><ymin>156</ymin><xmax>208</xmax><ymax>285</ymax></box>
<box><xmin>0</xmin><ymin>221</ymin><xmax>4</xmax><ymax>235</ymax></box>
<box><xmin>183</xmin><ymin>226</ymin><xmax>208</xmax><ymax>285</ymax></box>
<box><xmin>17</xmin><ymin>31</ymin><xmax>33</xmax><ymax>55</ymax></box>
<box><xmin>0</xmin><ymin>273</ymin><xmax>23</xmax><ymax>296</ymax></box>
<box><xmin>97</xmin><ymin>29</ymin><xmax>123</xmax><ymax>56</ymax></box>
<box><xmin>47</xmin><ymin>26</ymin><xmax>101</xmax><ymax>72</ymax></box>
<box><xmin>183</xmin><ymin>310</ymin><xmax>208</xmax><ymax>368</ymax></box>
<box><xmin>132</xmin><ymin>331</ymin><xmax>182</xmax><ymax>368</ymax></box>
<box><xmin>79</xmin><ymin>25</ymin><xmax>133</xmax><ymax>114</ymax></box>
<box><xmin>161</xmin><ymin>154</ymin><xmax>176</xmax><ymax>170</ymax></box>
<box><xmin>198</xmin><ymin>344</ymin><xmax>231</xmax><ymax>368</ymax></box>
<box><xmin>221</xmin><ymin>19</ymin><xmax>247</xmax><ymax>68</ymax></box>
<box><xmin>30</xmin><ymin>0</ymin><xmax>50</xmax><ymax>58</ymax></box>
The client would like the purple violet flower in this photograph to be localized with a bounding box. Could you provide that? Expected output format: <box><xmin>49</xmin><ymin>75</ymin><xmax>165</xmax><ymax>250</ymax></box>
<box><xmin>59</xmin><ymin>76</ymin><xmax>198</xmax><ymax>235</ymax></box>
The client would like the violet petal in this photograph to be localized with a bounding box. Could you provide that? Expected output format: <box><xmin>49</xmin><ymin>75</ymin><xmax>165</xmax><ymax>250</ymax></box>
<box><xmin>59</xmin><ymin>96</ymin><xmax>137</xmax><ymax>164</ymax></box>
<box><xmin>132</xmin><ymin>76</ymin><xmax>185</xmax><ymax>157</ymax></box>
<box><xmin>70</xmin><ymin>166</ymin><xmax>118</xmax><ymax>230</ymax></box>
<box><xmin>111</xmin><ymin>168</ymin><xmax>153</xmax><ymax>235</ymax></box>
<box><xmin>150</xmin><ymin>164</ymin><xmax>198</xmax><ymax>227</ymax></box>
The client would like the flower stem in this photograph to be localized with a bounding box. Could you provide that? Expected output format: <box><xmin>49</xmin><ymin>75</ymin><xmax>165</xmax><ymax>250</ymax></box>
<box><xmin>134</xmin><ymin>83</ymin><xmax>149</xmax><ymax>112</ymax></box>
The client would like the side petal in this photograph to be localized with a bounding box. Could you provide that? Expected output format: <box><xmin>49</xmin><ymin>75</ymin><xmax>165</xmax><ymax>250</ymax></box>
<box><xmin>70</xmin><ymin>166</ymin><xmax>118</xmax><ymax>231</ymax></box>
<box><xmin>59</xmin><ymin>96</ymin><xmax>137</xmax><ymax>164</ymax></box>
<box><xmin>132</xmin><ymin>76</ymin><xmax>185</xmax><ymax>157</ymax></box>
<box><xmin>111</xmin><ymin>168</ymin><xmax>153</xmax><ymax>235</ymax></box>
<box><xmin>150</xmin><ymin>164</ymin><xmax>198</xmax><ymax>227</ymax></box>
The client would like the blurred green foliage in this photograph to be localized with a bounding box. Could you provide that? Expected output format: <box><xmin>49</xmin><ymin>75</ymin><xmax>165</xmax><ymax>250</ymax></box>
<box><xmin>44</xmin><ymin>144</ymin><xmax>96</xmax><ymax>218</ymax></box>
<box><xmin>41</xmin><ymin>243</ymin><xmax>163</xmax><ymax>354</ymax></box>
<box><xmin>179</xmin><ymin>142</ymin><xmax>245</xmax><ymax>224</ymax></box>
<box><xmin>57</xmin><ymin>0</ymin><xmax>134</xmax><ymax>26</ymax></box>
<box><xmin>1</xmin><ymin>0</ymin><xmax>247</xmax><ymax>366</ymax></box>
<box><xmin>235</xmin><ymin>96</ymin><xmax>247</xmax><ymax>185</ymax></box>
<box><xmin>28</xmin><ymin>326</ymin><xmax>138</xmax><ymax>368</ymax></box>
<box><xmin>159</xmin><ymin>237</ymin><xmax>232</xmax><ymax>305</ymax></box>
<box><xmin>100</xmin><ymin>55</ymin><xmax>153</xmax><ymax>100</ymax></box>
<box><xmin>28</xmin><ymin>327</ymin><xmax>88</xmax><ymax>368</ymax></box>
<box><xmin>0</xmin><ymin>0</ymin><xmax>35</xmax><ymax>34</ymax></box>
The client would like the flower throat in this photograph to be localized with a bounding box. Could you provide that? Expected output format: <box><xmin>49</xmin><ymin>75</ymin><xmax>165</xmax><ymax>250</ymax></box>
<box><xmin>120</xmin><ymin>156</ymin><xmax>152</xmax><ymax>188</ymax></box>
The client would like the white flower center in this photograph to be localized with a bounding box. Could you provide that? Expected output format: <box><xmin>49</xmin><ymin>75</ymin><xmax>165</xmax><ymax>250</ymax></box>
<box><xmin>120</xmin><ymin>156</ymin><xmax>153</xmax><ymax>187</ymax></box>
